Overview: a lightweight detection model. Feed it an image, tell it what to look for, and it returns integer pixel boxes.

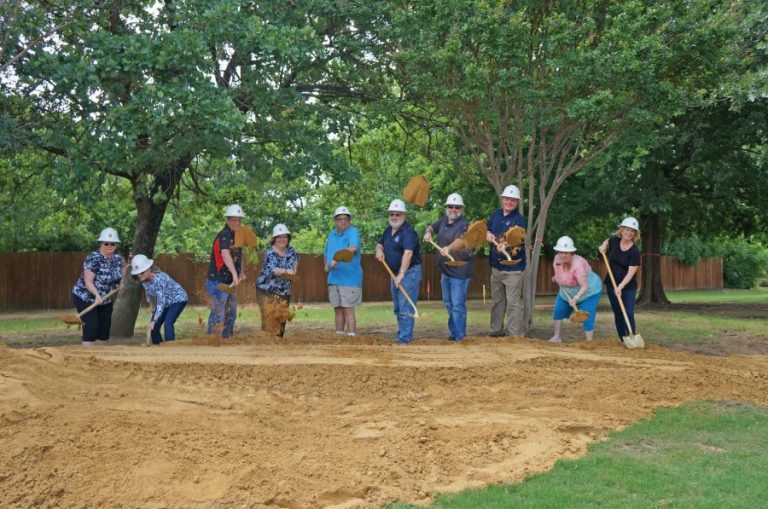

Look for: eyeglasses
[335,216,350,221]
[102,242,116,246]
[445,205,462,210]
[389,212,404,217]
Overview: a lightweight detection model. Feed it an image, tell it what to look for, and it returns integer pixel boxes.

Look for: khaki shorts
[329,285,362,308]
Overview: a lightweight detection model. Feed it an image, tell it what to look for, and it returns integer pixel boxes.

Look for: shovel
[233,225,259,249]
[601,250,644,349]
[59,286,121,325]
[426,238,467,267]
[402,175,429,207]
[491,239,520,266]
[332,248,354,263]
[379,259,422,318]
[559,289,590,324]
[463,220,488,250]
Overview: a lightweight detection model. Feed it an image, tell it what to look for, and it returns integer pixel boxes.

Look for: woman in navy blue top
[599,217,642,341]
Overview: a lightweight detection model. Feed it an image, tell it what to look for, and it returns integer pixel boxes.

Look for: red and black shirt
[207,225,243,284]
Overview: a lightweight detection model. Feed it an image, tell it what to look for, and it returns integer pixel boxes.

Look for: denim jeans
[606,286,637,339]
[441,274,470,340]
[151,301,187,344]
[206,279,237,338]
[390,265,422,343]
[553,292,601,331]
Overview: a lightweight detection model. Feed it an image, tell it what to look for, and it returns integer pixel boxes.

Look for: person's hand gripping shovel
[560,289,590,324]
[378,259,425,319]
[425,238,467,267]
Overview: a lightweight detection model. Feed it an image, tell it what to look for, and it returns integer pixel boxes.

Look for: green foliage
[717,237,768,289]
[662,235,719,266]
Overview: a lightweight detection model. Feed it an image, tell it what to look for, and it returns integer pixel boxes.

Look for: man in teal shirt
[323,206,363,336]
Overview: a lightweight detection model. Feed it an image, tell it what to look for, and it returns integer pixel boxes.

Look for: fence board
[0,252,723,310]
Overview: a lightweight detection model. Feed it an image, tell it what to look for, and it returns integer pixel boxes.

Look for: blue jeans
[553,292,601,331]
[441,274,470,340]
[206,279,237,338]
[390,265,422,344]
[606,286,637,339]
[151,301,187,344]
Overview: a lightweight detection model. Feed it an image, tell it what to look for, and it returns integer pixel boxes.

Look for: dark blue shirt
[379,222,421,273]
[430,216,474,279]
[207,225,243,284]
[605,236,641,291]
[487,208,526,271]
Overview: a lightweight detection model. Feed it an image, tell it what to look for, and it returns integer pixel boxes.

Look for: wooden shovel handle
[491,239,514,261]
[426,238,456,262]
[378,259,420,318]
[600,249,635,335]
[77,286,121,319]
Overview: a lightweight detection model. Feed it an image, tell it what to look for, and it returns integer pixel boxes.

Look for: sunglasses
[389,212,404,217]
[102,242,116,246]
[445,205,462,210]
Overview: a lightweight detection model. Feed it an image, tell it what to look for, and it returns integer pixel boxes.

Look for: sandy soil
[2,332,768,508]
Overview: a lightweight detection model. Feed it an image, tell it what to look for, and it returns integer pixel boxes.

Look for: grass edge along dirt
[389,400,768,509]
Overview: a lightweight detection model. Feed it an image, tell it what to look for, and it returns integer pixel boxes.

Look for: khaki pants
[490,268,524,335]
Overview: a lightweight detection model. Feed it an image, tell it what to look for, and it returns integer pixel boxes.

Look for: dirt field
[2,331,768,508]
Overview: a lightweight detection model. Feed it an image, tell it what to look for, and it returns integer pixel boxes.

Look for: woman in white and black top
[599,217,642,341]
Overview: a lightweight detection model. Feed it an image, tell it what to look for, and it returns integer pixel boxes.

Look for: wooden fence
[0,252,722,310]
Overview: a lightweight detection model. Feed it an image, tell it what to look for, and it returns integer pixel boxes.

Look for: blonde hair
[614,227,640,242]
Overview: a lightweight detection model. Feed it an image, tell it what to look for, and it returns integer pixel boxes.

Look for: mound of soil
[2,333,768,508]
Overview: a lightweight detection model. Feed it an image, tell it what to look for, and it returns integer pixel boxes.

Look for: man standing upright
[375,199,422,344]
[424,193,474,341]
[206,204,246,338]
[486,185,526,337]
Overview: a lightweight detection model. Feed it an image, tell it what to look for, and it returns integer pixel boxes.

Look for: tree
[3,0,386,335]
[387,0,744,332]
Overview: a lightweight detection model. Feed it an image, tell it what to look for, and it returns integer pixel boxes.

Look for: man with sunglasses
[423,193,474,341]
[375,199,422,344]
[486,184,527,337]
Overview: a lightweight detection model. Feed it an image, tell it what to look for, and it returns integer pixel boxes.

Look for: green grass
[667,288,768,304]
[390,401,768,509]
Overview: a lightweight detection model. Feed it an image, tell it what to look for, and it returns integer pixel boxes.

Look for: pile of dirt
[2,336,768,508]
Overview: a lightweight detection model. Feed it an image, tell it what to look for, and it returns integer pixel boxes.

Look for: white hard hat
[444,193,465,207]
[334,206,352,218]
[271,223,291,238]
[554,236,577,252]
[97,227,120,243]
[619,216,640,231]
[388,199,407,213]
[225,204,245,218]
[130,254,153,275]
[501,185,521,200]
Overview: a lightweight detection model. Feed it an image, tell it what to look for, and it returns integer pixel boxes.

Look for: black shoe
[447,336,455,341]
[489,331,505,338]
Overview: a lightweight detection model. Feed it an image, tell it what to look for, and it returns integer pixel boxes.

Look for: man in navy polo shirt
[486,185,527,337]
[375,199,422,344]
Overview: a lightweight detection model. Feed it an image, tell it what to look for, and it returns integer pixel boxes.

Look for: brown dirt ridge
[2,333,768,508]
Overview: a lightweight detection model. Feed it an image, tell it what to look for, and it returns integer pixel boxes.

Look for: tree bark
[637,212,670,305]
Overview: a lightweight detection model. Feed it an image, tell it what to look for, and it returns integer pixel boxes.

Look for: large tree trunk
[637,212,670,305]
[110,196,170,337]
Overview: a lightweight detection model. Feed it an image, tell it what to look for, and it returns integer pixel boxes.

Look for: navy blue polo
[486,208,526,271]
[379,222,421,273]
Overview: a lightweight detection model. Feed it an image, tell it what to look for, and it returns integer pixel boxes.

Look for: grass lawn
[390,401,768,509]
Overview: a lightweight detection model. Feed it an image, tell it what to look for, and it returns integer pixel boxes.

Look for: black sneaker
[447,336,455,341]
[489,331,506,338]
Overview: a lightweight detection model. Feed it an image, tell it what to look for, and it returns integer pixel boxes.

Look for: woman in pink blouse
[549,236,603,343]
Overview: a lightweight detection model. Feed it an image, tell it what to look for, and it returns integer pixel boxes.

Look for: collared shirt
[605,236,641,290]
[72,251,123,304]
[430,216,474,279]
[486,208,526,271]
[142,271,188,322]
[379,222,421,273]
[323,226,363,287]
[553,253,602,303]
[256,246,299,297]
[207,225,242,284]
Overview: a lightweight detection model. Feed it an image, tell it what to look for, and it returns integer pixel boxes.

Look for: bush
[717,237,768,289]
[662,234,717,266]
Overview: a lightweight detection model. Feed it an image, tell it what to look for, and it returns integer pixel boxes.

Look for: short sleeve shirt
[379,222,421,273]
[142,271,188,322]
[323,226,363,287]
[72,251,124,304]
[430,216,474,279]
[256,246,299,297]
[207,225,242,284]
[486,208,526,271]
[553,254,602,303]
[605,236,641,290]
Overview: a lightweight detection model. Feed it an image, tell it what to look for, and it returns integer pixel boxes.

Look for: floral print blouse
[256,246,299,297]
[72,251,124,304]
[142,271,188,322]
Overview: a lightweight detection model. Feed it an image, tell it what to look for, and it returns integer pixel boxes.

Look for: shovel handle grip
[491,239,513,261]
[379,259,420,318]
[426,238,456,262]
[77,286,121,319]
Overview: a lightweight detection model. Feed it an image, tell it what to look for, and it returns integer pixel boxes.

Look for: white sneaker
[346,332,357,337]
[81,341,96,346]
[335,330,345,335]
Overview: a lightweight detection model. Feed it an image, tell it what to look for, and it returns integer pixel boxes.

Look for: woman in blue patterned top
[130,254,188,345]
[256,224,299,337]
[71,227,128,346]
